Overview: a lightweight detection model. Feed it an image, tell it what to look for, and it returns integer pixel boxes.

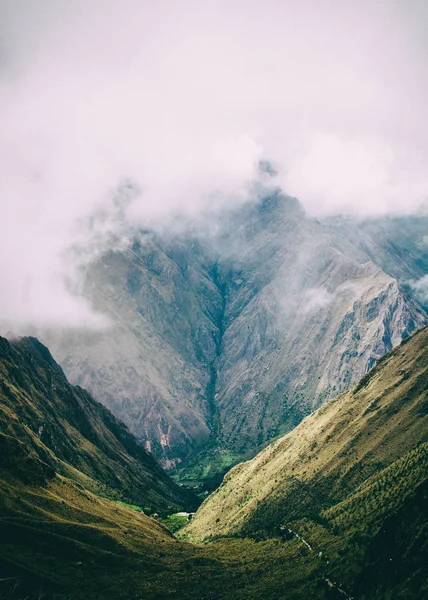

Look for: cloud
[1,0,428,328]
[410,275,428,305]
[279,134,428,217]
[300,287,334,314]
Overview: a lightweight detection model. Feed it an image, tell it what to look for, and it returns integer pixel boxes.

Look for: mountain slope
[185,325,428,539]
[37,193,428,477]
[184,326,428,598]
[0,465,341,600]
[38,235,223,471]
[0,334,325,600]
[0,335,195,511]
[1,331,426,599]
[325,213,428,295]
[208,195,427,456]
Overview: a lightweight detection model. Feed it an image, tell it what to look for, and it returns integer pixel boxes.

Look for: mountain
[0,335,195,512]
[38,234,223,472]
[0,333,297,600]
[0,438,347,600]
[184,326,428,599]
[324,213,428,293]
[0,332,353,600]
[1,330,426,599]
[37,193,428,479]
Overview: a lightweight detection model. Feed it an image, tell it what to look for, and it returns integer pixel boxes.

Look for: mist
[411,275,428,306]
[1,0,428,328]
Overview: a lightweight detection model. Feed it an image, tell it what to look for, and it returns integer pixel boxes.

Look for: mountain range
[37,192,428,482]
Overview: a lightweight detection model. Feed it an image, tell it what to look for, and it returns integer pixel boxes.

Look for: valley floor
[0,474,340,600]
[1,467,426,600]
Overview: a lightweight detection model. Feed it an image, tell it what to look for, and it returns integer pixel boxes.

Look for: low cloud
[410,275,428,305]
[279,134,428,217]
[1,0,428,328]
[300,287,334,314]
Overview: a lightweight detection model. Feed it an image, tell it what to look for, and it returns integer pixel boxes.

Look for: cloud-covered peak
[1,0,428,327]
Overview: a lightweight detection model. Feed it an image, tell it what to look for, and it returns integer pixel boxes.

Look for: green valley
[1,328,427,598]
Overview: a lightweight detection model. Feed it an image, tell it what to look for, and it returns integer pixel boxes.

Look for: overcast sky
[1,0,428,328]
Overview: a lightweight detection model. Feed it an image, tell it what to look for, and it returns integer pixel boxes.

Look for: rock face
[40,237,223,471]
[323,213,428,288]
[38,193,428,476]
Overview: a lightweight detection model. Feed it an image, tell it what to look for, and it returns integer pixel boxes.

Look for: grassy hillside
[184,326,428,598]
[1,330,427,599]
[0,334,330,599]
[0,335,195,512]
[0,468,339,600]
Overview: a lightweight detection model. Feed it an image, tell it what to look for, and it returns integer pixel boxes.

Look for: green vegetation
[173,447,243,491]
[184,326,428,599]
[0,470,336,600]
[1,329,427,599]
[0,335,197,513]
[159,514,190,533]
[113,500,143,512]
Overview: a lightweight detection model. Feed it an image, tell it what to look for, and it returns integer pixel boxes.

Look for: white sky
[1,0,428,328]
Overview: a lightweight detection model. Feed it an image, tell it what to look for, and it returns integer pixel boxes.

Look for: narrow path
[324,578,354,599]
[281,526,354,599]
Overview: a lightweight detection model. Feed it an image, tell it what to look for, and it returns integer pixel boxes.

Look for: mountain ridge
[184,325,428,540]
[182,325,428,597]
[0,334,196,511]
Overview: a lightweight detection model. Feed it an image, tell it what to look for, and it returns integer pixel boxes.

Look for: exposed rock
[37,194,428,475]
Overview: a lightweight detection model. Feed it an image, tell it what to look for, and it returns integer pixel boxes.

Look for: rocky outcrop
[212,197,427,453]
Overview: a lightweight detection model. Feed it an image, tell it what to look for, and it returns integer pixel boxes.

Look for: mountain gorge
[38,193,428,480]
[2,1,428,597]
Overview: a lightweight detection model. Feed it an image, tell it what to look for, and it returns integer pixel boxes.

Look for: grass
[112,500,143,512]
[182,327,428,599]
[0,335,197,514]
[1,329,427,599]
[0,472,333,600]
[159,514,190,533]
[185,327,428,542]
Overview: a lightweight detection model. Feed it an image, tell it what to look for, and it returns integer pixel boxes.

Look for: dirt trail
[282,526,354,599]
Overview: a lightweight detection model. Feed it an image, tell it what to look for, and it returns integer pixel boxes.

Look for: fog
[411,275,428,306]
[1,0,428,328]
